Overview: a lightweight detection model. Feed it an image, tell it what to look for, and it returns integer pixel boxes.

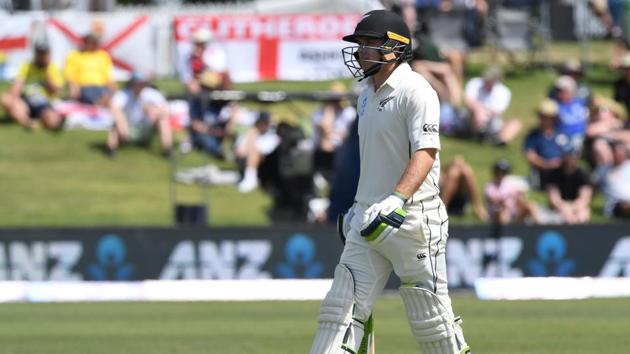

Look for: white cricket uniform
[342,62,454,322]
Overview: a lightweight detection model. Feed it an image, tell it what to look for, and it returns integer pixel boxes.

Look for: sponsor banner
[46,13,156,80]
[0,14,36,80]
[173,14,359,82]
[0,224,628,288]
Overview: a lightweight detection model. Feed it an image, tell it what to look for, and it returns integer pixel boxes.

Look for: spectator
[415,0,485,84]
[613,53,630,117]
[485,159,540,224]
[463,66,522,144]
[0,42,63,131]
[178,28,230,95]
[589,0,629,69]
[440,156,488,221]
[585,96,630,181]
[548,59,592,104]
[311,82,356,185]
[106,72,173,158]
[523,99,568,190]
[63,33,115,106]
[415,1,488,82]
[602,141,630,218]
[179,28,234,159]
[234,111,280,193]
[546,147,593,224]
[407,6,464,136]
[553,75,589,149]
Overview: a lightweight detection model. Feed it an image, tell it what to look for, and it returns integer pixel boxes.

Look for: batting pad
[399,286,470,354]
[310,264,357,354]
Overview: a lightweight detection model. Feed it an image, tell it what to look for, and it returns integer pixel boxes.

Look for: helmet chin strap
[358,63,382,82]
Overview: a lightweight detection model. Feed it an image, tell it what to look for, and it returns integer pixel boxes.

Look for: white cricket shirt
[354,63,442,207]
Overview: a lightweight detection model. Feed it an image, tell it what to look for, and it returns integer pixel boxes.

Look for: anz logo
[275,233,323,278]
[527,231,575,276]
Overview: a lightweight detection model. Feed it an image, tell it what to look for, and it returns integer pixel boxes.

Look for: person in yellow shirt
[64,33,115,106]
[0,42,64,131]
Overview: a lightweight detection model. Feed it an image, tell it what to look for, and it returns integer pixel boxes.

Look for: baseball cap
[192,28,212,43]
[537,99,558,117]
[555,75,577,92]
[483,66,503,82]
[33,41,50,52]
[493,159,511,173]
[342,10,411,46]
[562,59,583,75]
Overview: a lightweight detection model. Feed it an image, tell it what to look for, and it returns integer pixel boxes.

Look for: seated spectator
[463,66,522,144]
[613,54,630,117]
[553,75,589,149]
[485,159,540,224]
[546,147,593,224]
[106,72,172,158]
[416,1,487,82]
[234,111,280,193]
[64,33,115,106]
[523,99,568,190]
[408,20,464,136]
[589,0,629,69]
[440,156,488,221]
[585,96,630,181]
[178,28,234,159]
[602,141,630,218]
[311,82,356,185]
[0,42,63,131]
[548,59,592,104]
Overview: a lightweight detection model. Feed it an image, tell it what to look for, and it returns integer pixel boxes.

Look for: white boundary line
[0,279,333,303]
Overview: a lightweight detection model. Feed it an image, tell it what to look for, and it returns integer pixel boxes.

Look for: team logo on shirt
[377,96,395,111]
[423,124,439,133]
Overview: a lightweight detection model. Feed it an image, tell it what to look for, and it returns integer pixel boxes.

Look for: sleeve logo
[422,123,439,133]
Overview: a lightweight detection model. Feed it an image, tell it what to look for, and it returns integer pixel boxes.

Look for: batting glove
[360,193,407,242]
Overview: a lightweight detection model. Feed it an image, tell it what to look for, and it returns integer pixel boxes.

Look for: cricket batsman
[309,10,471,354]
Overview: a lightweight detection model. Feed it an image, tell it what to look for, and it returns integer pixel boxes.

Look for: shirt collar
[383,62,411,89]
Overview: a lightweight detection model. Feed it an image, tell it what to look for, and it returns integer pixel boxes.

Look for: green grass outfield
[0,41,619,226]
[1,295,630,353]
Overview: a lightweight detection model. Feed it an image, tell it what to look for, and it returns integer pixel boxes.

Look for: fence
[0,223,628,289]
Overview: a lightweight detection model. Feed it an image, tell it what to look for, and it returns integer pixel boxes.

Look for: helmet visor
[341,42,408,79]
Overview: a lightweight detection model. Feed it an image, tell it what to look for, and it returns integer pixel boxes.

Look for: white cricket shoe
[238,169,259,193]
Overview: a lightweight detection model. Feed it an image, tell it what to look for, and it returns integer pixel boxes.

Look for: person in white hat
[178,27,233,160]
[553,75,589,151]
[522,99,568,190]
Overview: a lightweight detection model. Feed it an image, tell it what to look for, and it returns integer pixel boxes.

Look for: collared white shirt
[464,77,511,116]
[354,62,442,207]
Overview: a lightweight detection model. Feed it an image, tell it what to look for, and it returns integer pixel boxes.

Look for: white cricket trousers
[342,198,454,322]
